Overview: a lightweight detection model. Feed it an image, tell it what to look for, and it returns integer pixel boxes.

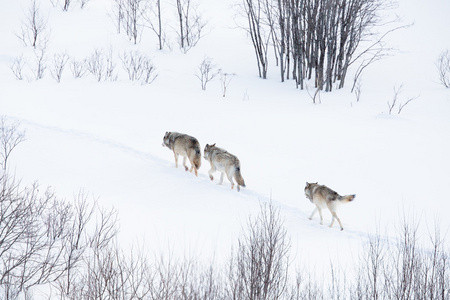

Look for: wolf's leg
[331,212,344,230]
[309,208,317,220]
[219,172,224,185]
[317,207,324,225]
[174,152,179,168]
[330,216,336,228]
[183,156,188,171]
[226,173,235,190]
[208,168,215,181]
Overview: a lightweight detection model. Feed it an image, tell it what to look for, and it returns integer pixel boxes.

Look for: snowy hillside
[1,0,450,297]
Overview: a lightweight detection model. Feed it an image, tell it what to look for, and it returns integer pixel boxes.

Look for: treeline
[242,0,390,92]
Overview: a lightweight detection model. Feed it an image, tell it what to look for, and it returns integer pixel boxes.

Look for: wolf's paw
[209,175,214,181]
[184,166,189,171]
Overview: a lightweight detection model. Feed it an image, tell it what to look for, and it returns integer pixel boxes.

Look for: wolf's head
[203,143,216,160]
[162,131,172,148]
[304,182,318,202]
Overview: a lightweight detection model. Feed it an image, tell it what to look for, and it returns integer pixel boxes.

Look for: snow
[1,0,450,286]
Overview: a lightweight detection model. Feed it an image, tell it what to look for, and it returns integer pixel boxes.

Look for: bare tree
[111,0,146,44]
[241,0,270,79]
[112,0,125,34]
[63,0,71,11]
[436,49,450,88]
[242,0,400,92]
[175,0,207,53]
[17,0,49,49]
[143,0,168,50]
[195,57,219,91]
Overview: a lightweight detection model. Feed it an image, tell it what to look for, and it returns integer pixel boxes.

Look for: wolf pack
[163,131,355,231]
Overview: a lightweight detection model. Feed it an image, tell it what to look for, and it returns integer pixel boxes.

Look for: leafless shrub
[227,202,291,300]
[10,55,27,80]
[85,49,106,81]
[120,51,158,84]
[70,59,87,78]
[195,57,219,91]
[105,49,117,81]
[0,178,87,299]
[85,49,117,82]
[50,52,70,82]
[387,84,419,115]
[80,0,90,9]
[436,49,450,88]
[17,0,50,49]
[31,47,47,80]
[0,117,26,171]
[354,79,363,102]
[306,84,321,104]
[220,71,236,97]
[49,0,60,7]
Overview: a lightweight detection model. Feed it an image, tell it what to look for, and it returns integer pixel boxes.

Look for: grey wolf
[304,182,355,230]
[162,132,201,176]
[203,143,246,191]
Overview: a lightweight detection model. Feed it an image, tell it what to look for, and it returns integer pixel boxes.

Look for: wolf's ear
[212,143,216,147]
[305,182,309,186]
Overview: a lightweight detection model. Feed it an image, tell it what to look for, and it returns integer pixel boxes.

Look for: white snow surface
[1,0,450,280]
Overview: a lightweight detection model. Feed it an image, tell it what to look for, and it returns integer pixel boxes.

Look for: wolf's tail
[234,167,246,188]
[339,194,356,203]
[192,148,201,170]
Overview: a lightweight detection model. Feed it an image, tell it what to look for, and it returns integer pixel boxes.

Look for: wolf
[203,143,246,191]
[162,132,201,176]
[304,182,355,231]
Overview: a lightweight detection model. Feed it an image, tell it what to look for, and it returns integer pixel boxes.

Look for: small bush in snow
[50,52,70,83]
[436,49,450,88]
[70,59,87,78]
[387,84,419,115]
[120,51,158,84]
[220,71,236,97]
[195,57,219,91]
[10,55,26,80]
[85,49,117,82]
[31,47,47,80]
